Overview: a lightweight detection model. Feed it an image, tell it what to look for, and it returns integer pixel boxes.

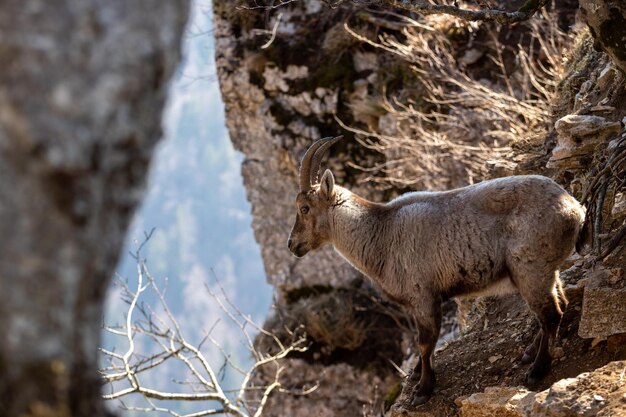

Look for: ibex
[288,136,585,405]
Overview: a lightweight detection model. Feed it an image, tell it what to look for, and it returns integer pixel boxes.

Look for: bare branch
[382,0,549,24]
[240,0,549,24]
[101,232,310,417]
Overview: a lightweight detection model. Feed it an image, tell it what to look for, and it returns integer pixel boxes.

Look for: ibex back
[288,136,585,406]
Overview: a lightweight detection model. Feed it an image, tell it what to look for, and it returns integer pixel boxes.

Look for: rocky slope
[214,1,625,416]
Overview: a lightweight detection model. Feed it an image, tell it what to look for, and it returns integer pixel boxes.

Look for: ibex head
[287,136,344,257]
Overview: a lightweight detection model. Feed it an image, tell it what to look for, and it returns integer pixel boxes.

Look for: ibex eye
[300,206,309,214]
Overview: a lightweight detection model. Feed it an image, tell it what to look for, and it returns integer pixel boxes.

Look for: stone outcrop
[579,0,626,74]
[0,1,188,415]
[578,265,626,339]
[213,2,362,294]
[548,115,621,169]
[457,361,626,417]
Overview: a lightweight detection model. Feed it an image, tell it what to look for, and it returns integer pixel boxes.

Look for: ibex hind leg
[512,269,563,385]
[522,275,568,364]
[521,330,542,364]
[525,296,562,385]
[408,297,442,407]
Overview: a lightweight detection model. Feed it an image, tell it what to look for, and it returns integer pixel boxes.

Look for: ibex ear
[320,169,335,200]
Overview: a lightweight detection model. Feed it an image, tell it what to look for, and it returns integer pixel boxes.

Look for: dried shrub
[340,9,573,190]
[256,288,409,368]
[260,291,372,352]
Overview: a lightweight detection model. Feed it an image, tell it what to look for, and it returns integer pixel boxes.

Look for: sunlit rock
[548,114,621,169]
[532,361,626,417]
[456,387,535,417]
[579,265,626,339]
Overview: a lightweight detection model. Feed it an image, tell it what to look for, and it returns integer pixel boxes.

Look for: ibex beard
[288,135,585,406]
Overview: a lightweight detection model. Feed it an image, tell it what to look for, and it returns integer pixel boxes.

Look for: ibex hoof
[524,372,541,386]
[409,389,432,407]
[524,364,549,386]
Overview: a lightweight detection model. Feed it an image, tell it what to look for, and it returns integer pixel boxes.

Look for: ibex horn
[298,136,343,192]
[310,135,344,186]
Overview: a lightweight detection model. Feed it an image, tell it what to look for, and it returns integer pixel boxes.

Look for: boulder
[578,266,626,339]
[456,362,626,417]
[548,115,621,169]
[532,361,626,417]
[456,387,535,417]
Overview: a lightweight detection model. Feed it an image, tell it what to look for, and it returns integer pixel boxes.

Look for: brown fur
[289,169,585,405]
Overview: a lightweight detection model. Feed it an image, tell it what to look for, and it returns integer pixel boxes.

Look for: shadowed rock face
[0,1,188,415]
[213,4,402,416]
[580,0,626,74]
[213,2,365,295]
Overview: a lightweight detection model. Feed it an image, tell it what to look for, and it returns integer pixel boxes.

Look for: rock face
[213,3,361,294]
[457,361,626,417]
[578,266,626,339]
[548,115,621,169]
[0,1,188,416]
[579,0,626,74]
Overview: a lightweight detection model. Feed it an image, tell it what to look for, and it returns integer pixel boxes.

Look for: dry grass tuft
[341,9,574,190]
[255,288,412,368]
[303,294,372,350]
[260,291,373,353]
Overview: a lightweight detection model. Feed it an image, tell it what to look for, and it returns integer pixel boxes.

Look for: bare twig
[101,233,309,417]
[260,13,282,49]
[382,0,549,24]
[241,0,549,24]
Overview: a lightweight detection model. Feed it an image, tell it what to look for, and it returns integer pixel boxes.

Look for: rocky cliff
[214,1,625,416]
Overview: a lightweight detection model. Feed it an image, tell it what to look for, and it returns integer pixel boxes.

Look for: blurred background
[103,2,272,414]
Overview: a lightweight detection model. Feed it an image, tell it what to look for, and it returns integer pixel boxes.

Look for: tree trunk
[0,1,188,416]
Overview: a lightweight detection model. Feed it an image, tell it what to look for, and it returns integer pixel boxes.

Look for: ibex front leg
[409,295,442,406]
